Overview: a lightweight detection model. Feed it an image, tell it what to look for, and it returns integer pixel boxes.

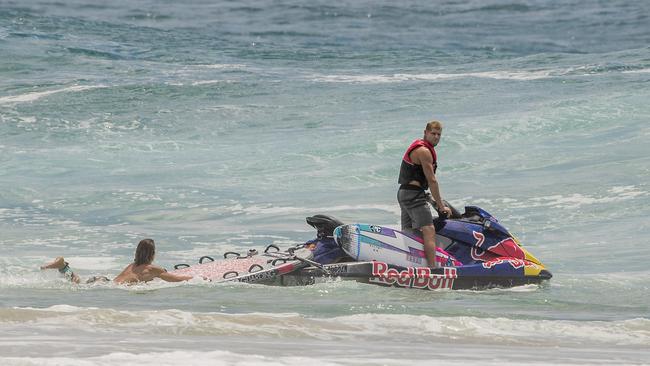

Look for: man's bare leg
[40,256,80,283]
[40,256,66,270]
[421,225,439,268]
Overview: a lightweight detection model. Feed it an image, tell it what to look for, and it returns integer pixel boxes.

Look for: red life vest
[398,139,437,189]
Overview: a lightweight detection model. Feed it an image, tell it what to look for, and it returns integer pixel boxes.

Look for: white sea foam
[191,79,228,86]
[194,64,246,69]
[527,186,647,209]
[31,304,93,313]
[18,116,37,123]
[0,85,106,104]
[3,347,649,366]
[622,68,650,74]
[311,70,555,84]
[308,64,640,84]
[116,190,163,202]
[51,256,120,271]
[0,351,343,366]
[470,185,648,210]
[2,309,649,365]
[229,203,400,216]
[4,307,649,347]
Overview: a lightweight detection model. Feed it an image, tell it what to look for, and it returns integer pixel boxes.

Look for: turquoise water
[1,1,650,364]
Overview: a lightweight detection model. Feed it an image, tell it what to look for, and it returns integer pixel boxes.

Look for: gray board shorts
[397,185,433,230]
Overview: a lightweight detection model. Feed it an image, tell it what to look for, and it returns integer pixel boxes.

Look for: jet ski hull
[280,260,552,291]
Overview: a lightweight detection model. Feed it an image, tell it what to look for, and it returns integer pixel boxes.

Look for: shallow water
[1,0,649,364]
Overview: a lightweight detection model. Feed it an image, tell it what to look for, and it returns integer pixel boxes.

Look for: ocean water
[1,0,649,364]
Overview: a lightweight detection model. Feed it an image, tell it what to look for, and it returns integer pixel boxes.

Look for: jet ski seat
[306,214,344,239]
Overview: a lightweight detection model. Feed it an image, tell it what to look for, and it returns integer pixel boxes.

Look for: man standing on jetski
[398,120,452,268]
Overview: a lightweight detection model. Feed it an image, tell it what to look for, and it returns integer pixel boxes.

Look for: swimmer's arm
[155,267,193,282]
[159,272,193,282]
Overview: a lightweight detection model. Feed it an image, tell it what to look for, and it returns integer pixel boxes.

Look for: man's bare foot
[40,256,66,270]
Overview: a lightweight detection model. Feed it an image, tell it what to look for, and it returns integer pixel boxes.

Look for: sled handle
[199,256,215,264]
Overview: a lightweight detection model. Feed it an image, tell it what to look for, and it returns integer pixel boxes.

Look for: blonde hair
[426,120,443,131]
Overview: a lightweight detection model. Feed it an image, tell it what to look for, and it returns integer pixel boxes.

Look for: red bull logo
[370,262,457,290]
[481,257,526,269]
[473,231,485,245]
[471,232,526,261]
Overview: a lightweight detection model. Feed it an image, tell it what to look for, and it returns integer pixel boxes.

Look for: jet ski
[281,204,552,291]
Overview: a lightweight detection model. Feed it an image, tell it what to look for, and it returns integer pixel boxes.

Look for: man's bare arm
[158,271,193,282]
[414,148,451,216]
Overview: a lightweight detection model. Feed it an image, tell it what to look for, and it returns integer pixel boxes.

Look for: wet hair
[134,238,156,266]
[426,120,443,131]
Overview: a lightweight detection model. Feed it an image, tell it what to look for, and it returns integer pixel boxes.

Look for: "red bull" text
[481,257,526,269]
[370,262,457,290]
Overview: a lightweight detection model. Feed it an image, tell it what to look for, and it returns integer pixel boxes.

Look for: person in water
[397,120,452,268]
[40,238,193,284]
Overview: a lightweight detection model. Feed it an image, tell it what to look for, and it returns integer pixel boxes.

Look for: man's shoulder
[133,264,164,274]
[145,264,166,273]
[411,145,433,161]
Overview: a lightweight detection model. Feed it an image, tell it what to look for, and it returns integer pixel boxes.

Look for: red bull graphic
[481,257,526,269]
[473,231,485,246]
[471,231,526,262]
[370,261,457,290]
